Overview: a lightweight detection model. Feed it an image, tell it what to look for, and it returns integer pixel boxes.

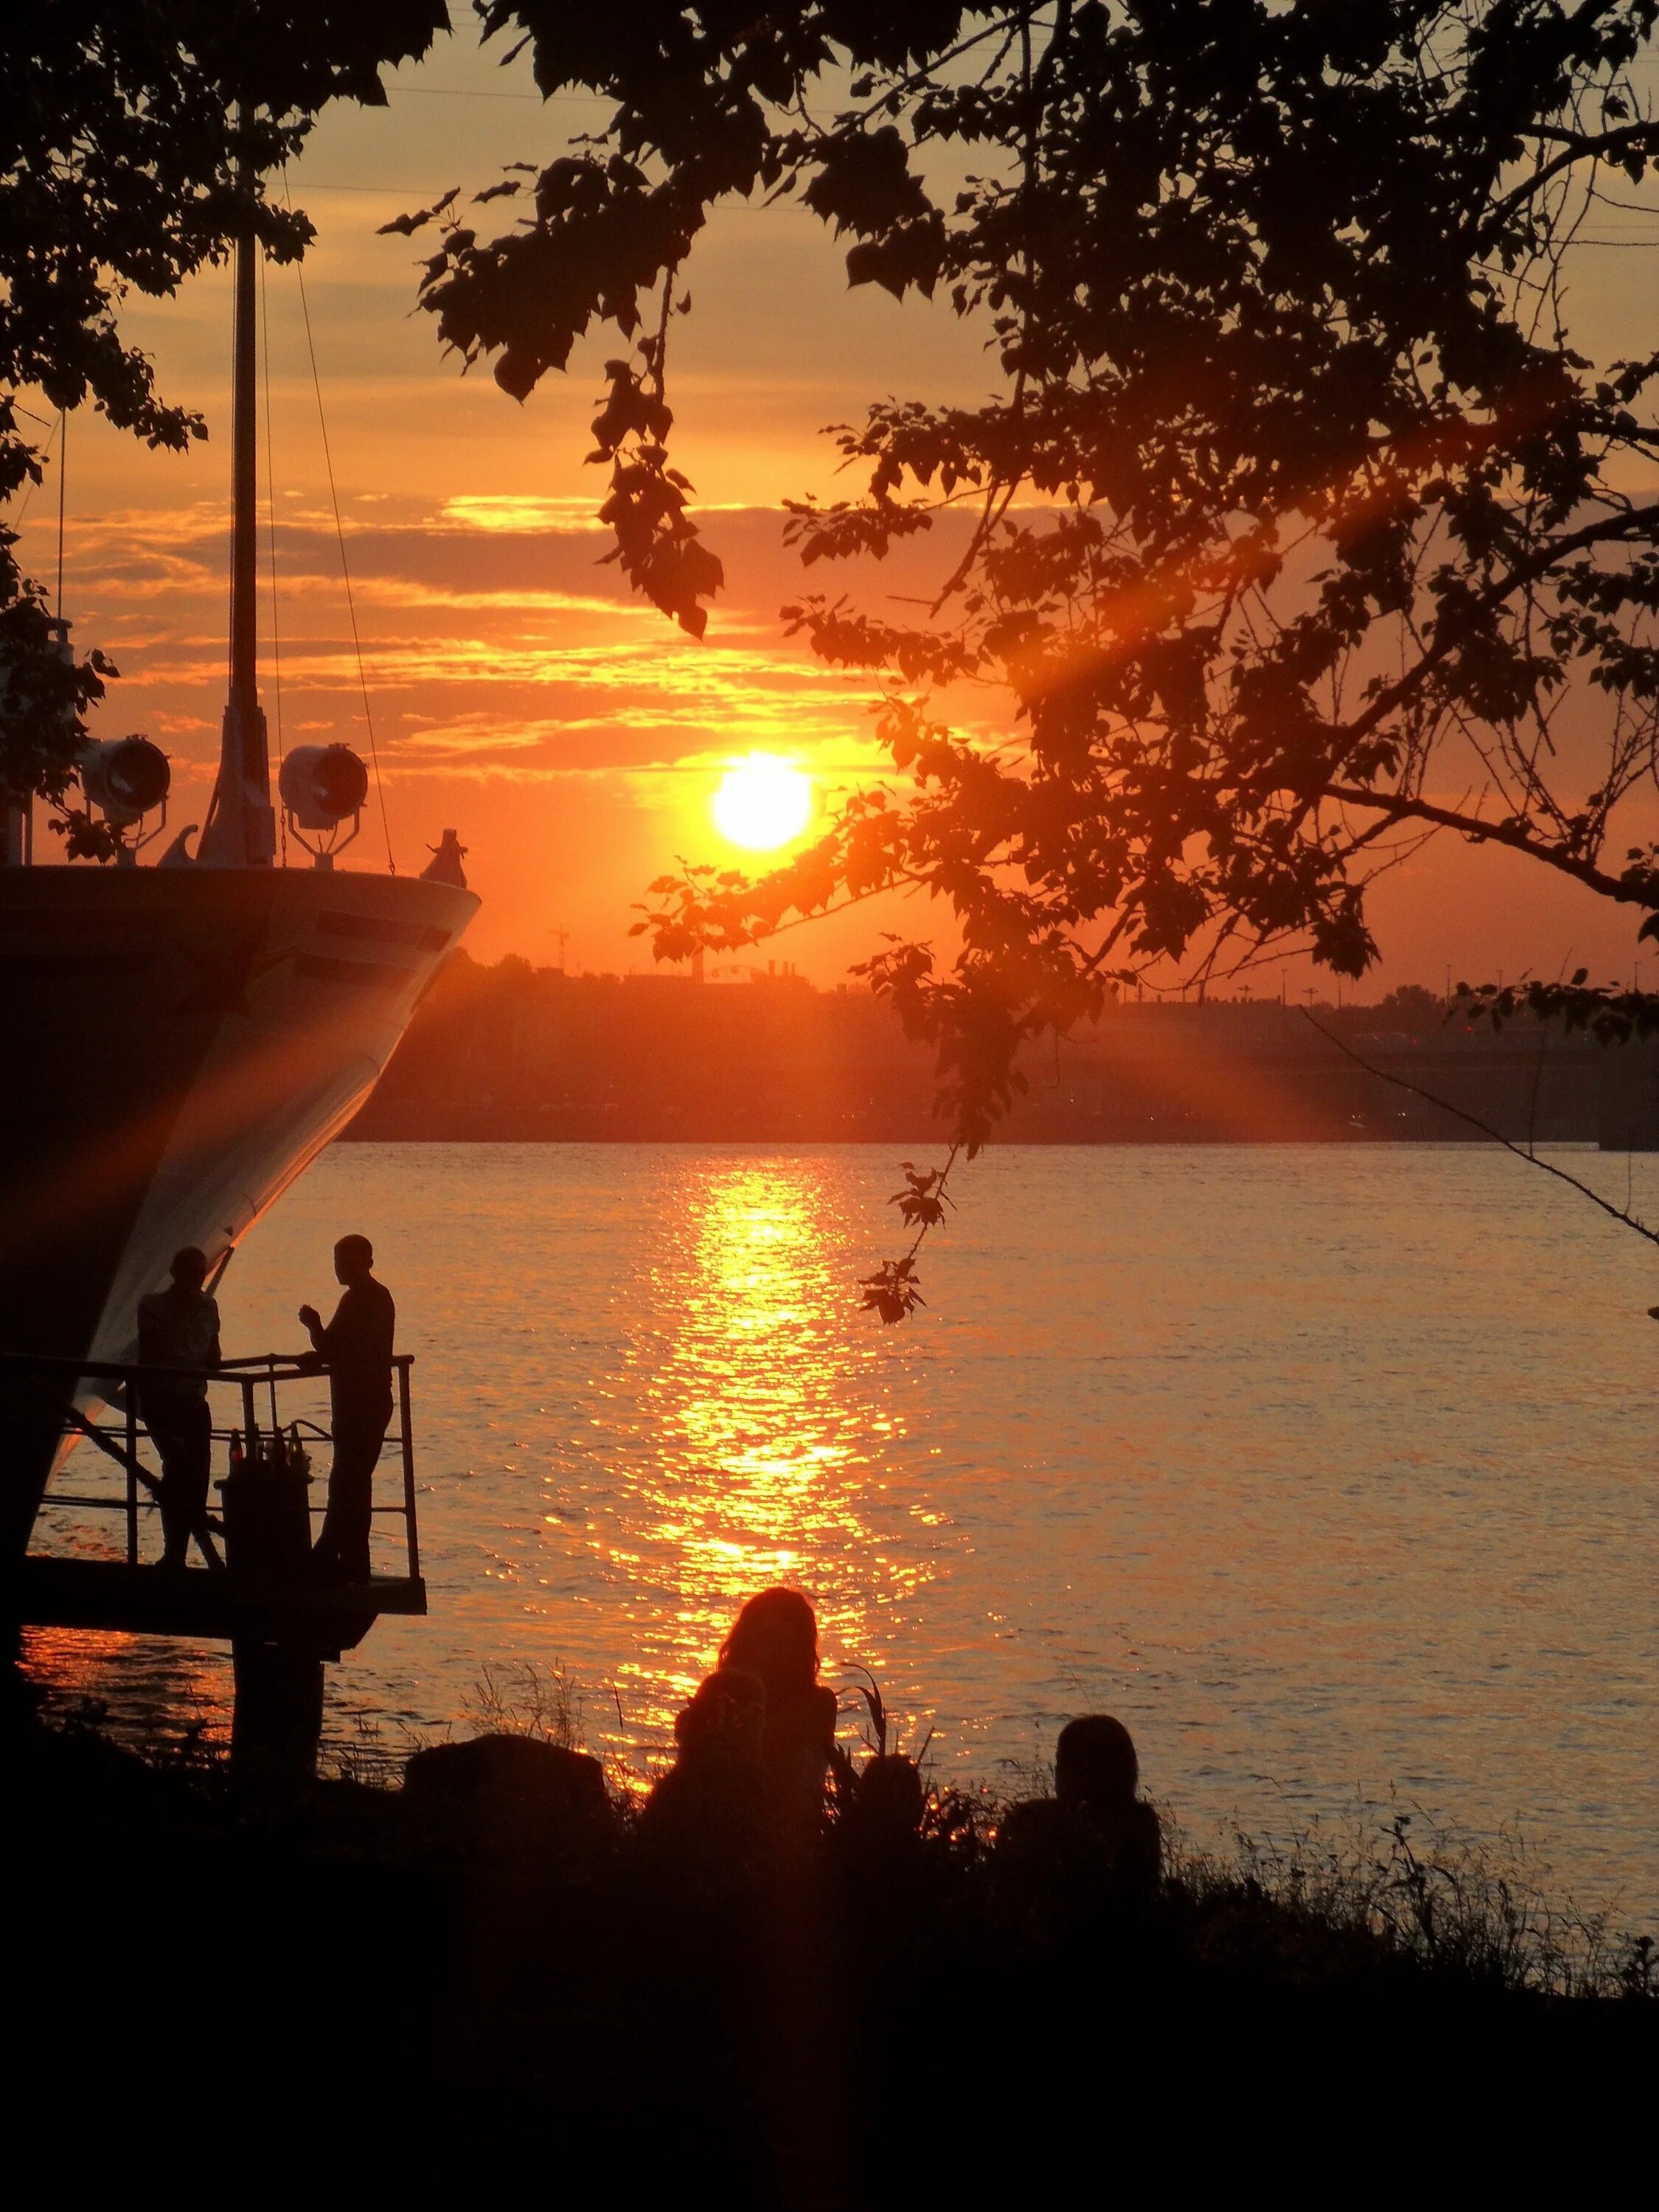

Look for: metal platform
[1,1347,427,1667]
[7,1555,425,1658]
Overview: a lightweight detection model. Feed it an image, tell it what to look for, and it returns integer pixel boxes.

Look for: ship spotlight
[78,735,171,863]
[279,743,369,869]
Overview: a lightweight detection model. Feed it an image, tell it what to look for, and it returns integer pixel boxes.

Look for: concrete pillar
[231,1638,324,1788]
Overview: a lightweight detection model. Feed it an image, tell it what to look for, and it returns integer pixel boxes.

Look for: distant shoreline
[338,1127,1631,1148]
[351,953,1659,1148]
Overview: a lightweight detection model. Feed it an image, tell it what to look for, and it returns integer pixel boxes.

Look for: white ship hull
[0,863,476,1554]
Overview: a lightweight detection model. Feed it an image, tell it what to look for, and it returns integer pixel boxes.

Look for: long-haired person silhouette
[718,1587,838,1836]
[640,1666,771,1868]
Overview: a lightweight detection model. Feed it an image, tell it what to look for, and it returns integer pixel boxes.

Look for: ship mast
[200,114,276,867]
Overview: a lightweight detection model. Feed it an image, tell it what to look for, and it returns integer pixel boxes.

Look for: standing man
[299,1234,395,1584]
[136,1246,224,1571]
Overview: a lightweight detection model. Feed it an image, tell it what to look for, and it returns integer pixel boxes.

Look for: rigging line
[285,198,396,874]
[11,408,60,528]
[55,408,66,615]
[260,251,288,865]
[1301,1009,1659,1251]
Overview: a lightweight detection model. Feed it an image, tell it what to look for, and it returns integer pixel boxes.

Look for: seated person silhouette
[840,1752,926,1860]
[1054,1714,1162,1891]
[640,1666,770,1865]
[998,1714,1162,1909]
[299,1234,394,1584]
[136,1246,224,1571]
[719,1587,839,1839]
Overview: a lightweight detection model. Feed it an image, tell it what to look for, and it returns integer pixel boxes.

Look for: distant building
[1598,1034,1659,1151]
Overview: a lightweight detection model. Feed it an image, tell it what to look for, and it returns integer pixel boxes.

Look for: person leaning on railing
[136,1246,225,1573]
[298,1234,395,1585]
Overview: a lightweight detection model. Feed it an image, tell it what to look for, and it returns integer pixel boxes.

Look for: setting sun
[712,755,813,852]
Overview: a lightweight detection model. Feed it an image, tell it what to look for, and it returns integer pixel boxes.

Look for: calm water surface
[28,1141,1659,1910]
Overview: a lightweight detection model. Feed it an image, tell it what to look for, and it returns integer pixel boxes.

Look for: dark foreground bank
[12,1694,1653,2190]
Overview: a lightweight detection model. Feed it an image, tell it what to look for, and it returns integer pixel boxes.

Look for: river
[25,1140,1659,1912]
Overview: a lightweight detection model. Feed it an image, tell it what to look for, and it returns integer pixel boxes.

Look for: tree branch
[1324,783,1655,905]
[1332,498,1659,754]
[1303,1011,1659,1249]
[1486,119,1659,238]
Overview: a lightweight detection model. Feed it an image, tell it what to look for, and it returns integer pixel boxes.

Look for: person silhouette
[299,1234,394,1584]
[1052,1714,1162,1893]
[840,1753,925,1858]
[718,1588,838,1837]
[136,1245,224,1571]
[640,1666,771,1866]
[998,1713,1162,1913]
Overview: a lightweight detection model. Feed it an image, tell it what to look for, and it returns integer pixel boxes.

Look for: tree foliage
[0,2,449,838]
[417,1,1659,1094]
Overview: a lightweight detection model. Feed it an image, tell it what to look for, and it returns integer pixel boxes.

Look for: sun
[712,755,813,852]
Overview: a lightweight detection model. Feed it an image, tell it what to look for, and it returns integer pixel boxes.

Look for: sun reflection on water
[23,1626,230,1756]
[596,1158,927,1730]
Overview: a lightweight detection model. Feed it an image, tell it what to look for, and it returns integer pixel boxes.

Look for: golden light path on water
[575,1157,934,1733]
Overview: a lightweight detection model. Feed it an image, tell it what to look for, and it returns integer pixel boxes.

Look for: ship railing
[0,1349,420,1583]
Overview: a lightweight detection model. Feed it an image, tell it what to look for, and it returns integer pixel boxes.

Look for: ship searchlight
[79,735,171,864]
[279,742,369,869]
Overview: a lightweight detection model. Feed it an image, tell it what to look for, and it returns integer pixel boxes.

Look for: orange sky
[13,26,1659,995]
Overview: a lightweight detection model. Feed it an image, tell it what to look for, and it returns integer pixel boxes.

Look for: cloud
[395,722,549,757]
[52,495,998,805]
[439,494,602,532]
[235,573,658,619]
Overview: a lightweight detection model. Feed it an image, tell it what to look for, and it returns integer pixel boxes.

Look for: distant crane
[549,925,569,973]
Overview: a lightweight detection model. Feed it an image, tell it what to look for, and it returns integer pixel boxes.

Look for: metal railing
[0,1349,420,1581]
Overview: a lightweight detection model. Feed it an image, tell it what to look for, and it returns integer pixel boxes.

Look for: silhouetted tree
[0,3,449,849]
[414,4,1659,1299]
[1374,984,1446,1030]
[415,10,1658,947]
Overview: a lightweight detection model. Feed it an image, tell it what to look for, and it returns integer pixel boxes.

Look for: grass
[16,1662,1655,2014]
[1160,1807,1656,2002]
[10,1666,1652,2197]
[324,1658,1658,2006]
[462,1656,586,1750]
